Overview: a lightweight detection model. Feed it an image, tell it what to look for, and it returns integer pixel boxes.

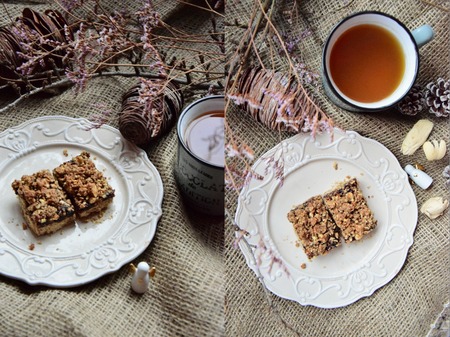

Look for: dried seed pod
[397,85,424,116]
[420,197,449,219]
[119,79,183,147]
[0,8,72,86]
[228,67,333,135]
[423,140,446,161]
[401,119,434,155]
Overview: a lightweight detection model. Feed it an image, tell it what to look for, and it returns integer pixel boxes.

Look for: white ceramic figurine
[130,261,156,294]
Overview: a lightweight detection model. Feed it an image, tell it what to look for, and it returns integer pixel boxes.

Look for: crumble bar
[323,178,377,242]
[53,151,115,219]
[11,170,75,236]
[287,195,341,259]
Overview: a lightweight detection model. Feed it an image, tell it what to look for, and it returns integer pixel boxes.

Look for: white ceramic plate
[236,129,417,308]
[0,116,163,287]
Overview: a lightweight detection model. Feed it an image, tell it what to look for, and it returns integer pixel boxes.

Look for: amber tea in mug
[329,24,405,103]
[322,11,434,112]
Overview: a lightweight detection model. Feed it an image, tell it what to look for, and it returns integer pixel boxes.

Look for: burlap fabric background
[0,1,224,337]
[0,0,449,336]
[225,1,449,337]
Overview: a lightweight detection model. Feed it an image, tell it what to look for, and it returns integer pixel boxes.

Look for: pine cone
[425,78,450,117]
[444,165,450,189]
[397,85,424,116]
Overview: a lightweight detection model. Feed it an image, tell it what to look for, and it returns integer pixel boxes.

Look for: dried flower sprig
[225,206,299,336]
[225,138,260,191]
[0,1,225,113]
[225,0,334,204]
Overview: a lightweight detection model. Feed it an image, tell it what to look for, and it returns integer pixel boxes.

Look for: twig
[225,208,301,336]
[0,78,71,114]
[0,71,223,114]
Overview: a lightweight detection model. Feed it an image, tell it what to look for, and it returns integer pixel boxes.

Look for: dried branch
[0,0,225,114]
[0,70,222,115]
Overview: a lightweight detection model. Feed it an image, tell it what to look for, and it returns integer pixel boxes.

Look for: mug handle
[412,24,434,48]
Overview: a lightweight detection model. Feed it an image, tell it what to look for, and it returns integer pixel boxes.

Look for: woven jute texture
[0,1,224,337]
[225,1,449,337]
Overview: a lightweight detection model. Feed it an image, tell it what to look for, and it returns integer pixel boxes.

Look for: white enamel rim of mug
[177,95,225,169]
[323,11,419,111]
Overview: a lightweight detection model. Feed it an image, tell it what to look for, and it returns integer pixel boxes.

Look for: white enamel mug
[174,95,224,216]
[322,11,434,112]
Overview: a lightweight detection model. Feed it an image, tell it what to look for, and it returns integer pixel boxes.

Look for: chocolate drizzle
[0,8,73,86]
[119,80,183,147]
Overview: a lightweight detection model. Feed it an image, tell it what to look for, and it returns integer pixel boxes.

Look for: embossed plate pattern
[0,116,163,287]
[236,129,417,308]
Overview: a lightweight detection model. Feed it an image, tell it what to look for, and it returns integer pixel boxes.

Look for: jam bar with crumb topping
[287,195,341,259]
[11,170,75,236]
[53,151,115,219]
[323,178,377,243]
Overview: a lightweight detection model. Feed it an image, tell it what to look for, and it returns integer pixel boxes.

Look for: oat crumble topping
[11,170,75,227]
[53,151,115,212]
[287,195,341,259]
[323,178,377,242]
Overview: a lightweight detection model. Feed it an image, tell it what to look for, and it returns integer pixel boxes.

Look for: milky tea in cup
[174,95,224,216]
[322,11,434,112]
[184,110,224,167]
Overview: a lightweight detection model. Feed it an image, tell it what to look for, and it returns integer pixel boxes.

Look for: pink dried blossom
[256,238,290,276]
[65,23,98,93]
[87,102,114,129]
[136,78,166,137]
[59,0,85,11]
[294,62,319,86]
[136,0,166,76]
[225,143,254,161]
[227,93,263,111]
[264,155,285,186]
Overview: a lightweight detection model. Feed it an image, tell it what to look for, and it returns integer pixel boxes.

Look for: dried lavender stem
[174,0,225,17]
[225,208,301,336]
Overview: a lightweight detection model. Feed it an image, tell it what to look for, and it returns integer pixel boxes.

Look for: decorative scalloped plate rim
[235,129,417,308]
[0,116,163,287]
